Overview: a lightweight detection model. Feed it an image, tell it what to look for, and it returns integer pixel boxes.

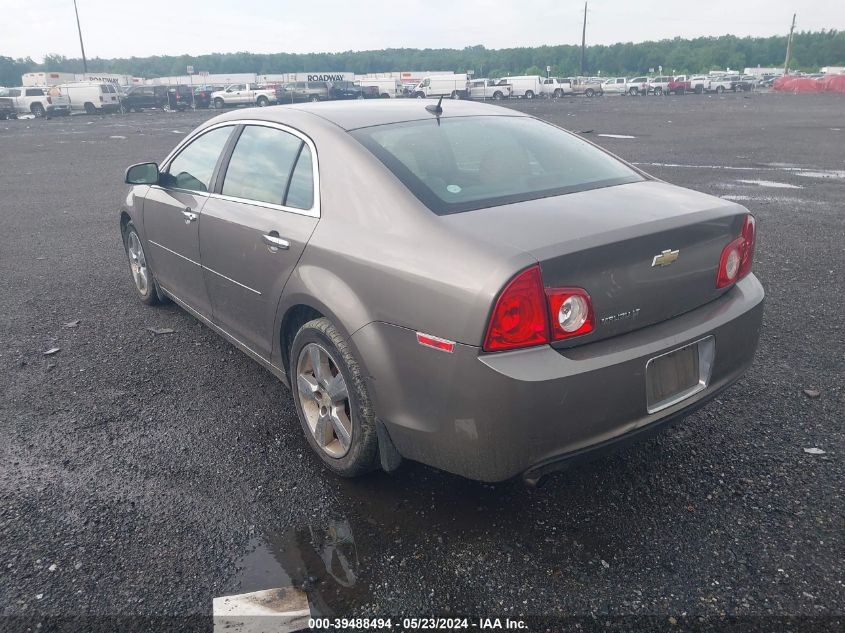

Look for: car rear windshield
[350,115,643,214]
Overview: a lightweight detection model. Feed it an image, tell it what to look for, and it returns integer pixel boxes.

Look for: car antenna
[425,95,444,116]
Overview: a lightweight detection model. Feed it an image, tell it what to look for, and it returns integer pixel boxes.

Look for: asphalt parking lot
[1,93,843,631]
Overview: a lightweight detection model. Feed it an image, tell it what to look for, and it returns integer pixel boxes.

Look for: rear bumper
[352,274,764,482]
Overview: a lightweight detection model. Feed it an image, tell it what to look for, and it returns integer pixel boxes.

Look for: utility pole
[73,0,88,74]
[580,2,588,76]
[783,13,796,75]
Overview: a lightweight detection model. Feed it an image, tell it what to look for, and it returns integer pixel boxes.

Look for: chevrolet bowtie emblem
[652,249,680,267]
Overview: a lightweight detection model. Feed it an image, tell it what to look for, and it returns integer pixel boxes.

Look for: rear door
[199,123,319,357]
[142,125,235,317]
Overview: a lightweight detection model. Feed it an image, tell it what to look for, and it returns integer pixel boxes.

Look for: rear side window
[285,146,314,210]
[221,126,303,207]
[166,126,233,193]
[351,116,642,215]
[25,88,45,96]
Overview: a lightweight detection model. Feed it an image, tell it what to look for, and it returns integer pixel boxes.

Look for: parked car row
[603,74,761,96]
[4,70,779,121]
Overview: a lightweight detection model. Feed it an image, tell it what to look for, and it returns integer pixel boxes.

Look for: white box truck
[412,74,469,99]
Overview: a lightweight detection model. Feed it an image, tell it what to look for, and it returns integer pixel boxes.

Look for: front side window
[352,116,642,215]
[165,126,233,193]
[221,126,304,207]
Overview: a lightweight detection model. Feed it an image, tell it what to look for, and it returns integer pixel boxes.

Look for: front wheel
[716,85,724,94]
[493,91,504,100]
[553,89,563,98]
[291,318,380,477]
[628,87,638,96]
[84,102,96,115]
[309,95,320,102]
[31,103,46,118]
[257,96,269,107]
[213,97,225,109]
[585,89,594,97]
[450,90,460,100]
[122,221,162,306]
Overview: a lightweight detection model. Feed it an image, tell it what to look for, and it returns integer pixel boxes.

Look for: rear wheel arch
[280,304,325,375]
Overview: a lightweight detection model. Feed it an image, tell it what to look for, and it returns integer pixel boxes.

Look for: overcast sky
[3,0,843,61]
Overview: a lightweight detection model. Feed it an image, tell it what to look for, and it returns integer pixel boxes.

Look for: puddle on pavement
[228,518,370,617]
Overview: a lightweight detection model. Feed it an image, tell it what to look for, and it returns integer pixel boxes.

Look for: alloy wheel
[296,343,353,458]
[126,231,149,295]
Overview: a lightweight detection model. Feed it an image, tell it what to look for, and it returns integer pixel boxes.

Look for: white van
[359,78,402,98]
[53,82,121,114]
[412,74,469,99]
[504,75,545,99]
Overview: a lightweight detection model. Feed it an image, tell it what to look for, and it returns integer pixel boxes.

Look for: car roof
[252,99,531,131]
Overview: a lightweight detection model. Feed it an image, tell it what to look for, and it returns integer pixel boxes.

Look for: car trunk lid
[444,180,748,346]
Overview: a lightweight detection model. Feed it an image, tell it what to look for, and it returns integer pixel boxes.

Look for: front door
[199,123,319,358]
[142,125,234,317]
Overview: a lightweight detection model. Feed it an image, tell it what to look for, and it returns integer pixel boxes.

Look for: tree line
[2,30,844,86]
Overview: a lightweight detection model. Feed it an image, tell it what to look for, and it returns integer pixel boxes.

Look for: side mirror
[125,162,159,185]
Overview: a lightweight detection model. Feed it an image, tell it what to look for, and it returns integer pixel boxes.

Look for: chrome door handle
[181,209,198,224]
[263,233,290,251]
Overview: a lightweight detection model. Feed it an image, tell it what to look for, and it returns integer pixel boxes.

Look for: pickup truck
[626,76,651,95]
[565,77,604,97]
[468,78,513,100]
[1,85,71,117]
[667,75,692,94]
[689,76,708,93]
[211,84,277,109]
[648,76,673,95]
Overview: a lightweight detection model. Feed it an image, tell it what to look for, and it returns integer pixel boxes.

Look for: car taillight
[483,266,595,352]
[546,288,595,340]
[483,266,549,352]
[716,214,756,288]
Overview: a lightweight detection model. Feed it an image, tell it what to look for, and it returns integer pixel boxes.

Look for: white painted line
[735,179,802,189]
[598,133,636,139]
[213,587,311,633]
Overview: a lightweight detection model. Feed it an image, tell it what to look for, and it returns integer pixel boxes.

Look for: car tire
[257,96,269,107]
[716,86,724,94]
[290,318,379,477]
[84,102,96,115]
[450,90,460,100]
[524,90,535,99]
[493,91,504,100]
[695,85,703,94]
[31,103,46,118]
[585,89,594,97]
[380,93,390,99]
[122,221,162,306]
[628,87,638,96]
[214,97,225,109]
[309,95,320,102]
